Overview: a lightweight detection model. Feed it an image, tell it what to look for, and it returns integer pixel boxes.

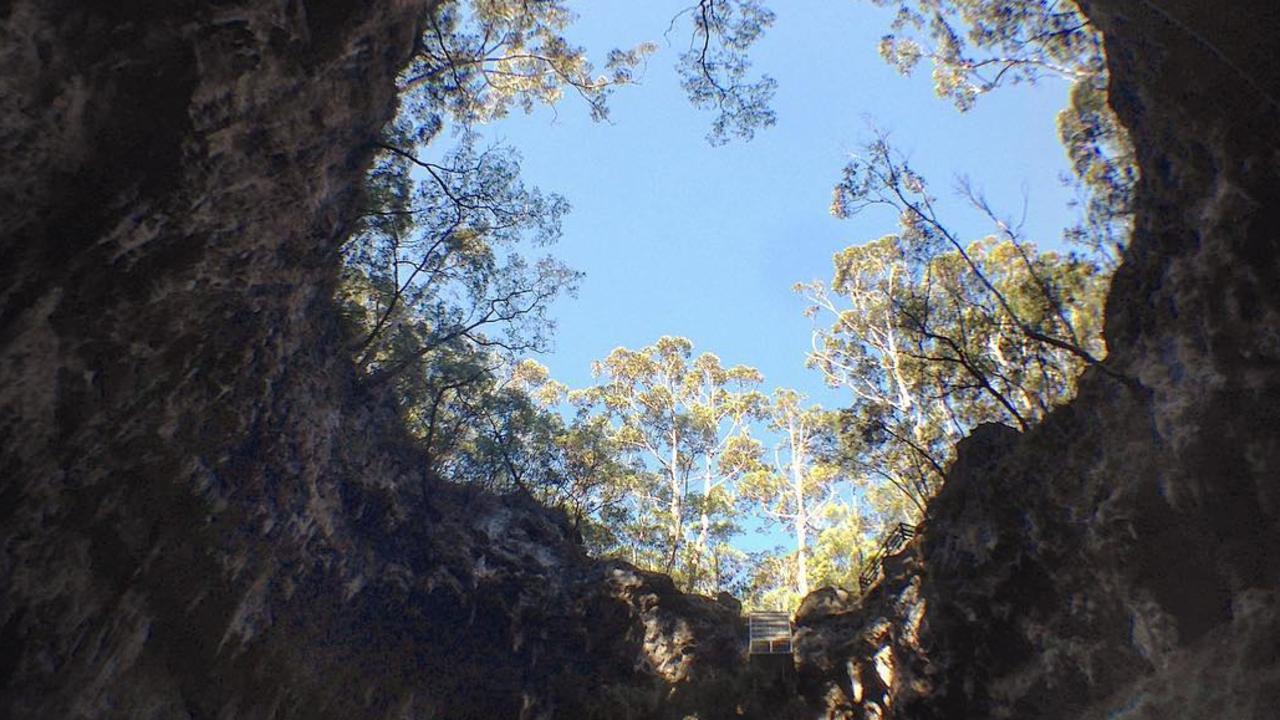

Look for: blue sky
[473,1,1079,407]
[458,2,1080,553]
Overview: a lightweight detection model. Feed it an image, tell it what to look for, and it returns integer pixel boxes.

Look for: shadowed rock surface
[1,0,1277,718]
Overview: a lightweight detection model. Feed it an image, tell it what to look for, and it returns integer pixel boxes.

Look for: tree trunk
[791,421,810,598]
[696,465,713,592]
[665,434,683,574]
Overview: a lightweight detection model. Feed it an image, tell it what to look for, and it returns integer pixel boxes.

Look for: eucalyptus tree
[675,0,778,144]
[684,352,769,592]
[812,1,1122,516]
[738,390,839,600]
[399,0,654,128]
[339,0,627,482]
[803,155,1107,515]
[340,0,779,489]
[807,498,879,594]
[798,236,949,518]
[342,0,647,370]
[864,0,1134,258]
[576,337,766,592]
[441,359,641,555]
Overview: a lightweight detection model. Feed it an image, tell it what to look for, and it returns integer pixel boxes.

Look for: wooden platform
[748,611,793,655]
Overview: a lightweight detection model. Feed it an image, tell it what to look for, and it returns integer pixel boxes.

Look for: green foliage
[447,360,641,549]
[809,501,878,592]
[809,137,1108,520]
[737,390,840,599]
[402,0,653,126]
[865,0,1133,258]
[337,0,782,504]
[399,0,774,145]
[1057,73,1136,261]
[339,0,620,498]
[743,499,879,612]
[573,337,768,593]
[676,0,778,144]
[337,131,581,493]
[870,0,1104,109]
[344,135,576,364]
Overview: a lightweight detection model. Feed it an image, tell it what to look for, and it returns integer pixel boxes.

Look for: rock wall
[1,0,1277,719]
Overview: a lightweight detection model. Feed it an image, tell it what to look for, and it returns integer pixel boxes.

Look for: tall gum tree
[685,354,767,593]
[739,390,838,601]
[578,337,764,591]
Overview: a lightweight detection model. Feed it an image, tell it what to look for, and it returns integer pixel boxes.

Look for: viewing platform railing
[857,522,919,592]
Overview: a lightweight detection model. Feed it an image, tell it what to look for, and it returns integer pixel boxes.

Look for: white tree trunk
[666,432,683,574]
[790,419,810,598]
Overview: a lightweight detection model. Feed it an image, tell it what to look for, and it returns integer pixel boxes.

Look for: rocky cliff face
[1,1,1277,719]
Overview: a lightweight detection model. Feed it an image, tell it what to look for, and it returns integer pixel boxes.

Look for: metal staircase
[858,522,919,592]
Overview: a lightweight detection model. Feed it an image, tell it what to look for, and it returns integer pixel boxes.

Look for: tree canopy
[334,0,1121,612]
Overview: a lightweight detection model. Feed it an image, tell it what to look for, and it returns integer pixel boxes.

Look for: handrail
[857,522,919,592]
